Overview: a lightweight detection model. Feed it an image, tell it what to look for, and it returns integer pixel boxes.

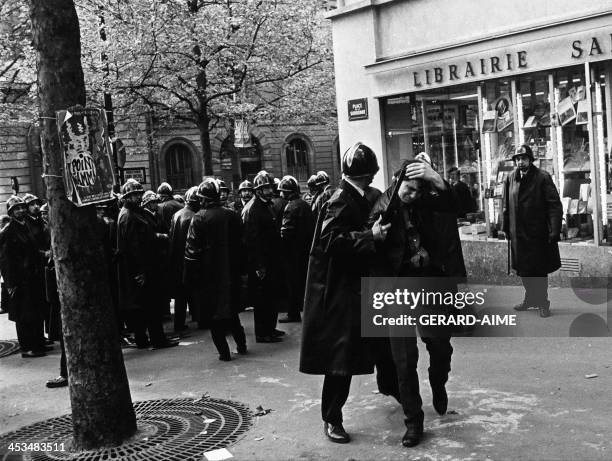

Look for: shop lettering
[571,35,612,58]
[412,51,527,87]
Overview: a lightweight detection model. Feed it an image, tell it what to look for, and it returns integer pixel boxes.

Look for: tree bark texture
[197,113,214,176]
[28,0,137,450]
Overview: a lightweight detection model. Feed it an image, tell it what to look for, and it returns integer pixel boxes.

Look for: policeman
[232,180,254,215]
[311,170,335,222]
[300,143,390,443]
[304,174,318,205]
[117,180,177,349]
[184,178,247,360]
[22,193,51,344]
[277,175,314,323]
[218,180,230,208]
[155,182,183,233]
[271,177,287,224]
[0,196,48,357]
[369,158,464,448]
[169,186,200,333]
[242,170,284,343]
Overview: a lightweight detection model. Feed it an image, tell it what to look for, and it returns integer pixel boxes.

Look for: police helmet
[341,142,379,177]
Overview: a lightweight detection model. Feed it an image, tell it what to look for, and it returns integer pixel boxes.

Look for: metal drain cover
[0,339,20,358]
[0,397,252,460]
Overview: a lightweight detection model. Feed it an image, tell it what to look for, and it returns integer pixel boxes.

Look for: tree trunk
[28,0,137,450]
[197,112,214,176]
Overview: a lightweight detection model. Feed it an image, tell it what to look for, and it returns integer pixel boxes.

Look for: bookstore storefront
[380,59,612,247]
[329,3,612,278]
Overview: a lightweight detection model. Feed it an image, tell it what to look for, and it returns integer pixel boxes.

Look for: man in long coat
[169,186,199,333]
[184,178,246,360]
[278,175,314,323]
[502,144,562,318]
[242,170,284,343]
[117,180,176,349]
[0,196,47,357]
[300,143,390,444]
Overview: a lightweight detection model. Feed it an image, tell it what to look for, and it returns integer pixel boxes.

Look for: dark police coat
[184,205,242,320]
[169,205,197,295]
[116,204,157,310]
[300,180,377,376]
[312,185,335,223]
[0,219,45,323]
[156,196,183,234]
[280,197,315,302]
[502,165,562,276]
[242,197,281,276]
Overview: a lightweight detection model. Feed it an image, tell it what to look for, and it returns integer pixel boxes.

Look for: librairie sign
[368,24,612,96]
[348,98,368,121]
[57,106,116,206]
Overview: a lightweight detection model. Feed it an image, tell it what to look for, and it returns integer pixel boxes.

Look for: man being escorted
[369,158,465,448]
[300,143,390,444]
[277,175,314,323]
[184,178,247,360]
[503,144,563,318]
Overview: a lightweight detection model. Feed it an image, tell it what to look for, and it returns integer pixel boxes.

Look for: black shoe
[324,422,350,443]
[513,301,530,311]
[150,340,179,350]
[272,329,286,337]
[45,339,54,346]
[431,383,448,415]
[255,336,282,343]
[278,315,301,323]
[46,376,68,388]
[402,425,423,448]
[219,353,232,361]
[42,345,53,352]
[236,345,248,354]
[21,350,46,358]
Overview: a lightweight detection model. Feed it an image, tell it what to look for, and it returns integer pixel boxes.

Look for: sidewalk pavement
[0,285,611,460]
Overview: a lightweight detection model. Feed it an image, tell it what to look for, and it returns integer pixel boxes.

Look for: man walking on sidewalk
[502,144,563,318]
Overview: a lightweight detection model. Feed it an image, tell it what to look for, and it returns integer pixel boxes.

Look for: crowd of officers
[0,167,336,376]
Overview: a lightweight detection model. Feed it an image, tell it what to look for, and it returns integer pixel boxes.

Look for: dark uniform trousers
[321,375,352,425]
[251,270,279,337]
[127,288,166,347]
[15,317,45,353]
[210,316,247,356]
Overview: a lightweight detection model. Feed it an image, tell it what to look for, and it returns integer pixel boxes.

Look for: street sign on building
[56,106,116,206]
[348,98,368,121]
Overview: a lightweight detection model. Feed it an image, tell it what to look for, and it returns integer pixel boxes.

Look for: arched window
[165,143,193,190]
[285,138,310,181]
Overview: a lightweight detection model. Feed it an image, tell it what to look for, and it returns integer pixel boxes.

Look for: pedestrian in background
[502,144,562,318]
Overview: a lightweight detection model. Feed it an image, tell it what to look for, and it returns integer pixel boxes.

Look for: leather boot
[539,300,551,318]
[402,423,423,447]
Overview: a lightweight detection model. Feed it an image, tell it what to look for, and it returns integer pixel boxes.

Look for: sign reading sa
[348,98,368,121]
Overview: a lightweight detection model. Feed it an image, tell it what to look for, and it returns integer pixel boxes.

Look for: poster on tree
[56,106,116,206]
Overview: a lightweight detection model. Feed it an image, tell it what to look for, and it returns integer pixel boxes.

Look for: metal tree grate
[0,339,20,358]
[0,397,252,461]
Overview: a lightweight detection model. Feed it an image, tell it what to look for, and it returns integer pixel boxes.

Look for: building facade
[329,0,612,279]
[0,117,340,206]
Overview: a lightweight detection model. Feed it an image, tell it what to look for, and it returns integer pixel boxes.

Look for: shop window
[382,86,483,220]
[285,137,310,181]
[553,67,594,243]
[165,143,193,190]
